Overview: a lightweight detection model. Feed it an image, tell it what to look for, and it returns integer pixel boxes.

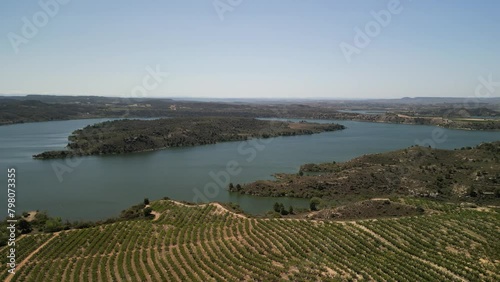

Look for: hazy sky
[1,0,499,99]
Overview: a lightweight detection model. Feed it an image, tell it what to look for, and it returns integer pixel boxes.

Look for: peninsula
[230,141,500,205]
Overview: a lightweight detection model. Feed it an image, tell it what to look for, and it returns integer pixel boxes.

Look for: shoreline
[32,117,346,159]
[3,113,500,131]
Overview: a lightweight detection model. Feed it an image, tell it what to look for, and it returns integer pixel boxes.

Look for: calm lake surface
[0,118,498,221]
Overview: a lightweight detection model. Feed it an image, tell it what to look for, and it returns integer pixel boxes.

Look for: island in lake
[33,117,345,159]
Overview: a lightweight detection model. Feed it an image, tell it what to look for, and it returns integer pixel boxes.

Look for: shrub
[310,197,322,211]
[143,207,153,218]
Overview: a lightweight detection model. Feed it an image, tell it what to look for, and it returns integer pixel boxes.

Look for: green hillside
[2,200,499,281]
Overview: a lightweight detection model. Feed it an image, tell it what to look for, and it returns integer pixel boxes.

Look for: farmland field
[3,200,499,282]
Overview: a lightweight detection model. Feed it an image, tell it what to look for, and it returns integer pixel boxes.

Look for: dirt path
[144,204,161,221]
[211,203,247,218]
[138,249,153,282]
[169,200,247,219]
[112,252,123,282]
[351,222,394,247]
[5,233,59,282]
[169,201,198,208]
[150,211,161,221]
[370,198,390,201]
[24,211,38,222]
[60,257,73,282]
[159,248,182,282]
[145,249,163,282]
[351,222,467,282]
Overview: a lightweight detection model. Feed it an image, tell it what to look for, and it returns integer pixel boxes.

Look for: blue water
[0,118,498,220]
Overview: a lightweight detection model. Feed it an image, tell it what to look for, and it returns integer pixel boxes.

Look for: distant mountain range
[1,95,499,105]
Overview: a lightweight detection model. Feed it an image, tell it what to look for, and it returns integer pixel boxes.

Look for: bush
[310,197,322,211]
[44,218,63,233]
[19,219,32,234]
[143,207,153,218]
[273,202,281,213]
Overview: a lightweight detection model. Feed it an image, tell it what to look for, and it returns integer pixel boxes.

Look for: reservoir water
[0,118,498,221]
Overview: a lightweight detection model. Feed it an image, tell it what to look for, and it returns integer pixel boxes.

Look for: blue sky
[1,0,499,99]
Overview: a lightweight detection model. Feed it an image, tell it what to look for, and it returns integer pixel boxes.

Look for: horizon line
[1,94,499,101]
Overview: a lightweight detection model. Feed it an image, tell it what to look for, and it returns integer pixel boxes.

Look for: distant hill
[2,95,499,130]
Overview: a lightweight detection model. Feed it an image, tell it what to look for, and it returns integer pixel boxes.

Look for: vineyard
[2,200,499,281]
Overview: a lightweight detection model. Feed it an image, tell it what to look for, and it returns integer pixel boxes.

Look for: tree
[273,202,281,213]
[44,217,63,233]
[310,197,321,211]
[298,171,304,176]
[279,204,288,215]
[467,186,477,197]
[228,183,234,190]
[236,184,242,191]
[0,234,8,247]
[143,207,153,217]
[33,211,49,229]
[143,198,150,205]
[288,206,294,215]
[19,219,32,234]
